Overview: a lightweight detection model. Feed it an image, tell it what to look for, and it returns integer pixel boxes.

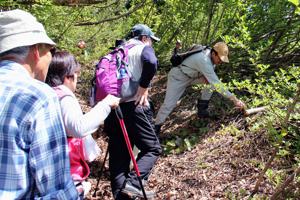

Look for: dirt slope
[79,74,278,200]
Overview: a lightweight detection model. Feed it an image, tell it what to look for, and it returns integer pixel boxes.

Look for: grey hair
[0,46,30,61]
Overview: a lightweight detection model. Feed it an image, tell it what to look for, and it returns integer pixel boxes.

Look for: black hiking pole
[92,146,109,197]
[115,106,148,200]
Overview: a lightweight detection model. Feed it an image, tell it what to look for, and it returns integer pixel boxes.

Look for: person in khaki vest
[155,42,246,134]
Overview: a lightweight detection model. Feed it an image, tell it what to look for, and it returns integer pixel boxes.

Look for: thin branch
[16,0,109,6]
[284,83,300,126]
[209,5,225,43]
[265,8,295,58]
[248,148,278,199]
[53,0,108,6]
[93,0,119,9]
[55,7,85,42]
[270,166,300,200]
[75,0,146,26]
[143,2,154,24]
[203,0,216,43]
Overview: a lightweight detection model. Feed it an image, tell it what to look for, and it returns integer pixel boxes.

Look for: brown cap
[213,42,229,63]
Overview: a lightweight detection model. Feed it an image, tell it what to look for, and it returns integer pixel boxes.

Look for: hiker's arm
[198,60,246,109]
[139,46,157,88]
[60,94,119,138]
[228,95,246,110]
[135,46,157,106]
[198,60,233,98]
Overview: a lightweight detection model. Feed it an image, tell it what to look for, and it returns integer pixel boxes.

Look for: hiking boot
[121,183,156,199]
[154,124,162,136]
[197,99,210,118]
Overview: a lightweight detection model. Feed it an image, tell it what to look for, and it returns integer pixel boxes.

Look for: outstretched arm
[60,94,120,138]
[197,60,246,110]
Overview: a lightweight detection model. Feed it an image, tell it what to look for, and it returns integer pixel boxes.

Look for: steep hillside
[78,74,299,200]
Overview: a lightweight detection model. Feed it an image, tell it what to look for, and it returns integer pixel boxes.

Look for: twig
[248,148,277,199]
[270,166,300,200]
[284,83,300,127]
[75,0,146,26]
[248,83,300,199]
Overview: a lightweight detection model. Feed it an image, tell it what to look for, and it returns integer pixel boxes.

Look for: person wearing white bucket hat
[0,9,78,199]
[155,42,246,134]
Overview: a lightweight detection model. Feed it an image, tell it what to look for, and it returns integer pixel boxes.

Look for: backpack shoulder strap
[179,45,210,57]
[53,86,72,100]
[178,46,211,79]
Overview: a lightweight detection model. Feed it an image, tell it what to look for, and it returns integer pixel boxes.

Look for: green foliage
[162,130,201,155]
[1,1,299,198]
[288,0,300,14]
[231,65,300,159]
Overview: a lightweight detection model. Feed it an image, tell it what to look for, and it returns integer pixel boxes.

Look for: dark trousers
[104,101,162,200]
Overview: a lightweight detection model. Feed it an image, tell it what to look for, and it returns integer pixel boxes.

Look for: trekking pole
[92,146,109,197]
[115,106,148,200]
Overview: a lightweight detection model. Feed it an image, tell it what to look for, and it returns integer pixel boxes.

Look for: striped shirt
[0,60,78,199]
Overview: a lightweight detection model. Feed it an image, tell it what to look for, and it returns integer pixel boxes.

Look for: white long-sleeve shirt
[57,85,111,138]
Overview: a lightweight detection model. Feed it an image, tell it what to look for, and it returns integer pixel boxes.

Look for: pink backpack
[90,44,137,106]
[53,86,90,181]
[67,137,90,181]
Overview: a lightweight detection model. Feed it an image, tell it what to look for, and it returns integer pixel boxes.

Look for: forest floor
[79,74,284,200]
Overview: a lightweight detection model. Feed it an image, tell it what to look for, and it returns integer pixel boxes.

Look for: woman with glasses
[46,50,120,199]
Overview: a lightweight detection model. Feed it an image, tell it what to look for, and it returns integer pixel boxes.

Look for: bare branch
[270,166,300,200]
[14,0,108,6]
[53,0,108,6]
[284,83,300,126]
[93,0,119,9]
[248,148,277,199]
[265,8,296,58]
[75,0,146,26]
[203,0,216,43]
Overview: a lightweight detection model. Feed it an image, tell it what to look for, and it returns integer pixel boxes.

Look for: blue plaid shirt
[0,61,78,199]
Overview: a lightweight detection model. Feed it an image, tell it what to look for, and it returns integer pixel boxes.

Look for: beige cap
[0,9,55,54]
[213,42,229,63]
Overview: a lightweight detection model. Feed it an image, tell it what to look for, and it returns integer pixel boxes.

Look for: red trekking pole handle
[115,106,148,200]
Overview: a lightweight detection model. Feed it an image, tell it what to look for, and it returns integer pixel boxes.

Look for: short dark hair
[0,46,30,60]
[46,51,80,87]
[211,48,218,56]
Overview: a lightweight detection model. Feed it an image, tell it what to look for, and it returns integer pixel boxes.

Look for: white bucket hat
[0,9,55,54]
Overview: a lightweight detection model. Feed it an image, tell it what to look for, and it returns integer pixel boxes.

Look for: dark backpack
[170,44,208,66]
